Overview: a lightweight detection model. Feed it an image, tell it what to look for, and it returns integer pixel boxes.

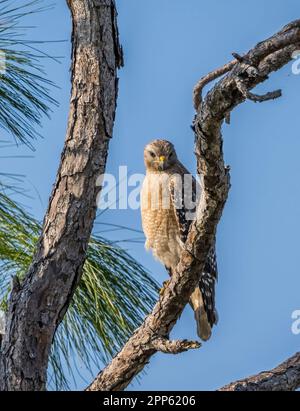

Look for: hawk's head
[144,139,177,171]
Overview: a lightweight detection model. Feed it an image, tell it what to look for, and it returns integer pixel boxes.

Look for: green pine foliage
[0,192,158,390]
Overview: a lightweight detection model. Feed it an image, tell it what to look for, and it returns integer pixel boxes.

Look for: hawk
[141,139,218,341]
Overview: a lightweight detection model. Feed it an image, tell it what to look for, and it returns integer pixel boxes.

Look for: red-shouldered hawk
[141,139,218,341]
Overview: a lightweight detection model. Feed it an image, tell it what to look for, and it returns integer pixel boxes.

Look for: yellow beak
[159,156,166,162]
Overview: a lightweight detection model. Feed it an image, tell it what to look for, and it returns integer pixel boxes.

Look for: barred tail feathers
[190,287,212,341]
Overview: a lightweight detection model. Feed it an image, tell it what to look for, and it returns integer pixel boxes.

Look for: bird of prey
[140,139,218,341]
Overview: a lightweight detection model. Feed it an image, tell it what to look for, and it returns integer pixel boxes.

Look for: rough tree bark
[86,19,300,391]
[0,0,122,391]
[220,352,300,391]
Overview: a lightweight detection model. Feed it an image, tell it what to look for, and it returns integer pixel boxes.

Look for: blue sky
[2,0,300,390]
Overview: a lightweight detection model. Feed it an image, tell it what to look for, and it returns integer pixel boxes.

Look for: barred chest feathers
[140,171,183,269]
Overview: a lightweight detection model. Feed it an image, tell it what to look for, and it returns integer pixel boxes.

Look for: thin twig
[193,59,237,110]
[149,338,201,354]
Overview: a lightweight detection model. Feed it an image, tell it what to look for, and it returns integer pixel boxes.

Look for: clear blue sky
[2,0,300,391]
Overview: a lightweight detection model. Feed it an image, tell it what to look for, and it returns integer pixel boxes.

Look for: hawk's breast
[140,171,182,269]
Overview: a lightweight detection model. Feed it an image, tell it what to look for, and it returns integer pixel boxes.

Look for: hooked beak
[158,156,166,170]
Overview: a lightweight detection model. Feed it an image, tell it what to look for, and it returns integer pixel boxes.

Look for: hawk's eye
[149,151,156,158]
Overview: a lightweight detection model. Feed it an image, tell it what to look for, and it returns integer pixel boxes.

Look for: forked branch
[87,18,300,391]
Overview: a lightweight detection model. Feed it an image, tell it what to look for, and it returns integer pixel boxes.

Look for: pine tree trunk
[0,0,122,391]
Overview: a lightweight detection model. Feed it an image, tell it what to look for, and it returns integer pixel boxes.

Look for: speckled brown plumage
[141,139,218,341]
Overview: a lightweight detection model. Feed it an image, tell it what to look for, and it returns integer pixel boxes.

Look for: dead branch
[193,59,237,111]
[149,338,201,354]
[220,352,300,391]
[86,18,300,392]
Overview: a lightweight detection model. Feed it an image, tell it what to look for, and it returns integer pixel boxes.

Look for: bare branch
[193,59,237,111]
[220,352,300,391]
[86,18,300,392]
[149,338,201,354]
[235,78,282,102]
